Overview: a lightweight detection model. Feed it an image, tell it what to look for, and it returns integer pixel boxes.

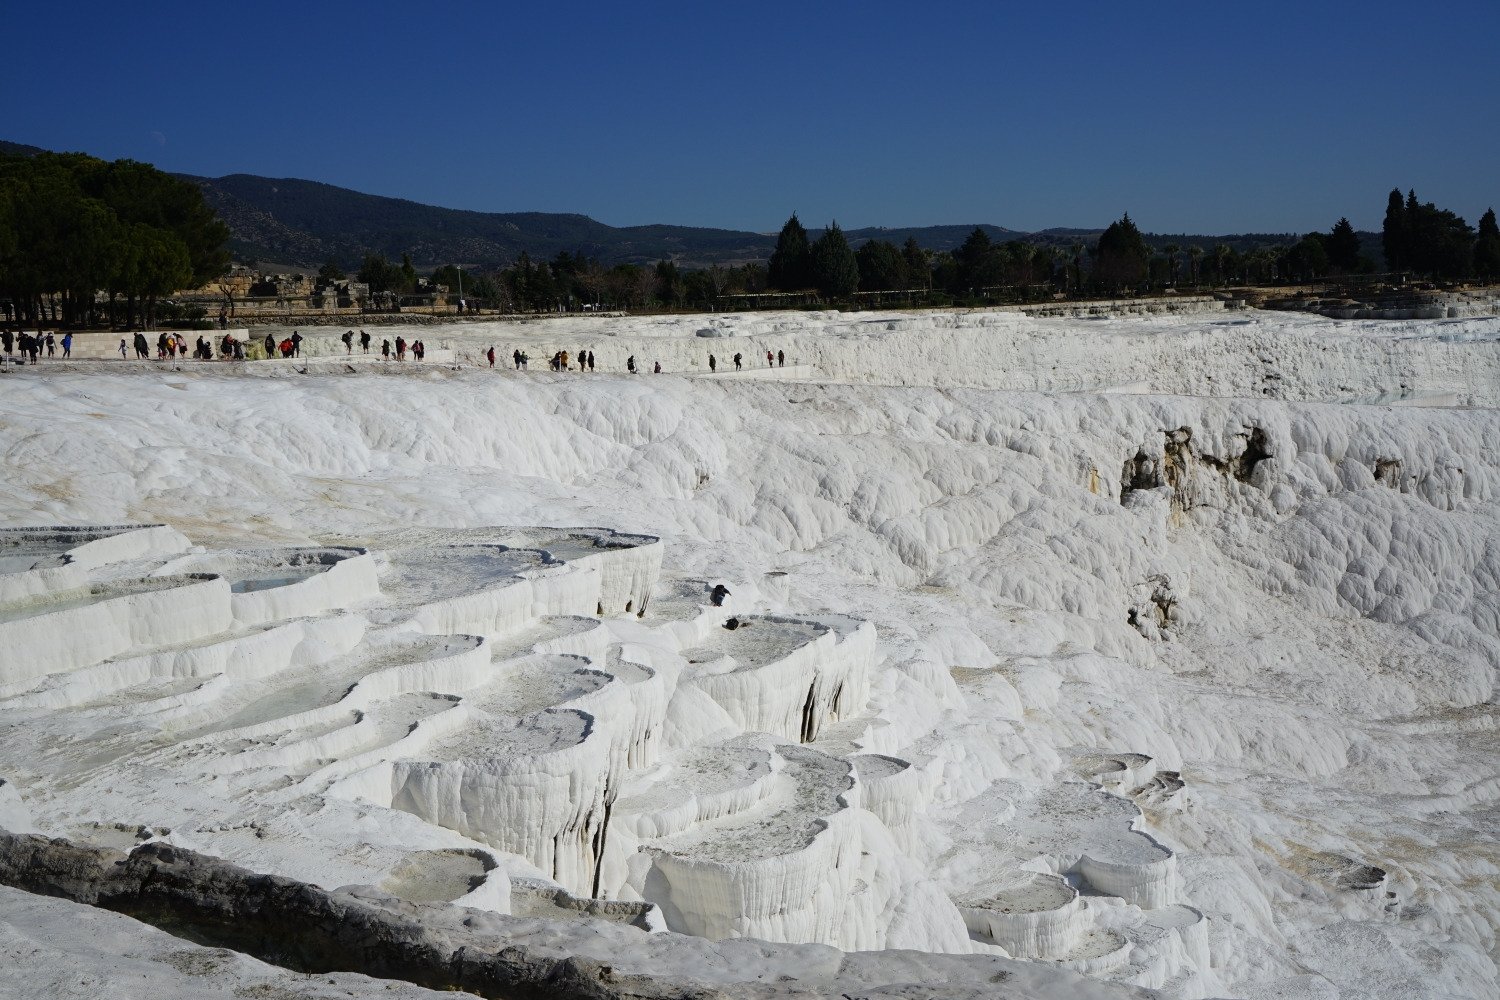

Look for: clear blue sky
[6,0,1497,235]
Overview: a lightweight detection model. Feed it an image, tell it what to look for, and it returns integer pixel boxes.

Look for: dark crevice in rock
[0,833,703,1000]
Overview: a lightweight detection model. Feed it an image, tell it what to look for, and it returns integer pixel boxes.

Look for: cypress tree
[767,213,813,291]
[1382,189,1407,271]
[1327,218,1361,272]
[1475,208,1500,282]
[811,221,859,299]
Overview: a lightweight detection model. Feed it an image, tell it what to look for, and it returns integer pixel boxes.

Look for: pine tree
[1327,218,1362,272]
[1382,189,1407,272]
[811,221,859,299]
[1474,209,1500,282]
[767,213,813,291]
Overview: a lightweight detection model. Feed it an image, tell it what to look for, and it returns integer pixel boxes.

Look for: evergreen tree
[1395,190,1474,278]
[1287,233,1329,279]
[1382,189,1407,272]
[1475,208,1500,282]
[655,259,684,307]
[1093,213,1148,290]
[1327,218,1361,272]
[953,226,995,293]
[318,255,345,282]
[767,213,813,291]
[400,252,418,291]
[902,237,930,290]
[855,239,907,291]
[810,221,859,299]
[85,158,230,287]
[357,253,404,294]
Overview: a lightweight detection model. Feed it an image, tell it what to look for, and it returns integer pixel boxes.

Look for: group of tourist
[3,327,792,374]
[340,330,374,354]
[1,330,71,364]
[486,348,529,368]
[545,350,595,371]
[378,336,426,361]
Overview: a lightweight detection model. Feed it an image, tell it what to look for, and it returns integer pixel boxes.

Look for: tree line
[5,151,1496,326]
[0,152,231,327]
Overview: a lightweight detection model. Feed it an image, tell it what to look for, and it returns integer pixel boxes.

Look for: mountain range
[3,139,1377,271]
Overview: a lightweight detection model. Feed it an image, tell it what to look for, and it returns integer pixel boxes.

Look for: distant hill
[4,139,1385,271]
[181,174,779,271]
[0,140,48,157]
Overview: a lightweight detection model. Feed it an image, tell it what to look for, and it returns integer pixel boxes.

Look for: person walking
[487,346,496,367]
[118,338,128,360]
[733,352,742,370]
[777,350,784,367]
[1,330,12,358]
[560,350,569,370]
[45,333,55,358]
[290,331,303,357]
[513,348,522,370]
[62,332,72,358]
[342,330,353,354]
[360,330,371,352]
[521,351,528,369]
[654,361,661,373]
[395,336,406,361]
[627,355,635,373]
[382,339,391,360]
[264,333,275,359]
[766,350,773,367]
[709,354,716,372]
[588,351,595,371]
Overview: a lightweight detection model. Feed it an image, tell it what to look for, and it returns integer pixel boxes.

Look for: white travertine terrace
[0,574,232,685]
[150,545,381,625]
[0,517,1215,983]
[0,524,190,601]
[12,309,1500,998]
[958,870,1090,958]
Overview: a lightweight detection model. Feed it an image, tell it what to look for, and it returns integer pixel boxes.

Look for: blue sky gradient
[5,0,1497,234]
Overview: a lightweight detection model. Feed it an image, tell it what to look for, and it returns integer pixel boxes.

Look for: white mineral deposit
[4,306,1500,999]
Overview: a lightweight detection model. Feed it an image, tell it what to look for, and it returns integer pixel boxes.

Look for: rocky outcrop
[0,833,1156,1000]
